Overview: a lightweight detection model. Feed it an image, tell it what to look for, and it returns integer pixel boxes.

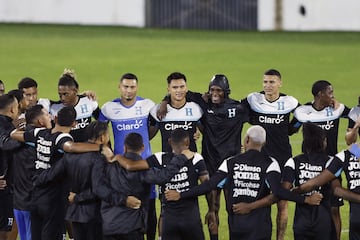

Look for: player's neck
[265,93,280,102]
[52,125,71,134]
[170,98,186,109]
[120,97,136,107]
[312,100,327,111]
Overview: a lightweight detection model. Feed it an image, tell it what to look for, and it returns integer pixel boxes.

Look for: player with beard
[158,74,249,240]
[99,73,158,240]
[290,80,351,239]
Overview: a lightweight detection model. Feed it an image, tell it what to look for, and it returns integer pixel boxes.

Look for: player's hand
[82,90,97,101]
[101,146,114,162]
[164,190,180,201]
[202,92,210,103]
[180,149,194,160]
[305,192,323,205]
[156,100,168,120]
[126,196,141,209]
[0,175,6,190]
[68,192,76,204]
[205,211,218,233]
[13,118,26,130]
[232,202,253,215]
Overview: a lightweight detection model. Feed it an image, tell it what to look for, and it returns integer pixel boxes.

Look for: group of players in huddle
[0,68,360,240]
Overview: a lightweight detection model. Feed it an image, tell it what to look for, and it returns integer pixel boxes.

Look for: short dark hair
[167,72,186,84]
[311,80,331,97]
[124,132,143,152]
[0,80,4,85]
[121,73,138,82]
[85,121,108,140]
[0,94,16,110]
[302,123,326,154]
[170,128,189,145]
[18,77,38,89]
[57,106,76,127]
[58,74,79,89]
[264,69,281,79]
[7,89,24,103]
[25,104,44,125]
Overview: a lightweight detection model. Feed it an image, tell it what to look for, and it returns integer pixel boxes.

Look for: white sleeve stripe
[284,158,295,169]
[266,158,281,173]
[154,152,165,165]
[34,127,46,137]
[192,153,204,164]
[335,151,346,162]
[218,160,228,173]
[55,133,73,145]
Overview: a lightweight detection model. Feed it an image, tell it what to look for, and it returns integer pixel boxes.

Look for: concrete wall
[0,0,145,27]
[258,0,360,31]
[1,0,360,31]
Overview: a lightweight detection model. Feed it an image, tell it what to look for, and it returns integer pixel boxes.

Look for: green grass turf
[1,23,360,239]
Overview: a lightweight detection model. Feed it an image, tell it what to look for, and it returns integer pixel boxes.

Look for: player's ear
[184,137,190,147]
[71,121,77,128]
[140,144,145,153]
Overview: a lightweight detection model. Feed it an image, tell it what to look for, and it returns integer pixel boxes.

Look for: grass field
[1,23,360,239]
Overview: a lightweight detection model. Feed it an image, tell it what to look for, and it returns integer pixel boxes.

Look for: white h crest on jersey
[228,108,236,118]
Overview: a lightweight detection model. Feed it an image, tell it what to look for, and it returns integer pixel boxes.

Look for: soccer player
[50,70,100,142]
[149,72,203,152]
[12,105,52,240]
[345,96,360,145]
[0,80,5,96]
[242,69,299,240]
[295,142,360,240]
[165,125,322,240]
[117,128,211,240]
[17,77,51,111]
[0,94,20,240]
[98,72,158,240]
[32,121,126,240]
[290,80,351,239]
[283,123,337,239]
[10,106,109,240]
[158,74,249,240]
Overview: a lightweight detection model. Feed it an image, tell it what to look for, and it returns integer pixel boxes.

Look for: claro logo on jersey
[164,121,193,131]
[318,121,334,131]
[259,114,284,124]
[73,118,90,130]
[117,120,143,131]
